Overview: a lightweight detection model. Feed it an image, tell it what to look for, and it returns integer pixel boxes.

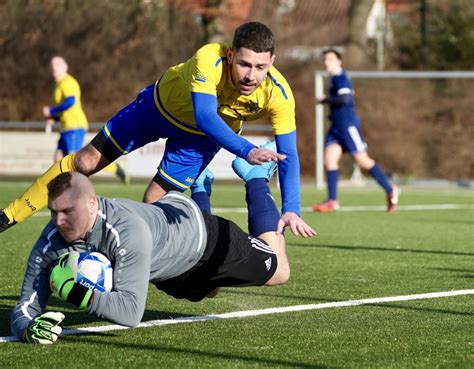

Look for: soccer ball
[60,251,113,293]
[75,252,113,293]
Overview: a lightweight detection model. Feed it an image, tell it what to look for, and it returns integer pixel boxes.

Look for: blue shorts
[57,129,86,154]
[95,84,220,191]
[325,125,367,155]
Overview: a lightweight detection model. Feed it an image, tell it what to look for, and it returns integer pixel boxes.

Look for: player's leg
[312,138,342,212]
[144,133,220,206]
[101,162,129,184]
[60,128,85,164]
[189,168,214,214]
[0,85,158,231]
[348,126,399,212]
[54,132,68,162]
[54,141,65,162]
[231,141,289,285]
[0,152,77,230]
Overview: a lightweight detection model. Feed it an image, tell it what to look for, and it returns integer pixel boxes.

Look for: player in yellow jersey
[42,56,128,178]
[1,22,315,238]
[42,56,88,161]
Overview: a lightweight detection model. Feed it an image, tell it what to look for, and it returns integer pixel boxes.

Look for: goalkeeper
[11,160,316,344]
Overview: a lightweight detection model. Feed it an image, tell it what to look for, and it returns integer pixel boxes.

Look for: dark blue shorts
[96,84,220,191]
[325,124,367,155]
[57,128,86,154]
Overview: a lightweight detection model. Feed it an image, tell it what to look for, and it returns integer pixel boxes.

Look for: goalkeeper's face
[48,188,97,243]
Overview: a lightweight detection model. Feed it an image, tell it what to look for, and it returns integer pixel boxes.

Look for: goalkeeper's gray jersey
[11,192,207,338]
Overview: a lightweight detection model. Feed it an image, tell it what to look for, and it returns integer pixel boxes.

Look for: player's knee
[265,263,290,286]
[74,145,104,175]
[355,154,374,170]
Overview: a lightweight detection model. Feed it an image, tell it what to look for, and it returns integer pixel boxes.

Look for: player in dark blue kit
[312,49,398,213]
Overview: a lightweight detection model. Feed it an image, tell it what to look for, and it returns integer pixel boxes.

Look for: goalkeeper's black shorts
[153,213,278,302]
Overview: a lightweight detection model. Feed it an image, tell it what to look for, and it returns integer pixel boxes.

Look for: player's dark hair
[48,172,73,200]
[323,48,343,61]
[232,22,275,54]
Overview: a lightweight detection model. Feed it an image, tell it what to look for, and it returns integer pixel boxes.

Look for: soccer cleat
[191,168,214,196]
[231,141,278,182]
[387,184,399,213]
[0,209,16,233]
[311,199,340,213]
[116,163,130,185]
[206,287,220,298]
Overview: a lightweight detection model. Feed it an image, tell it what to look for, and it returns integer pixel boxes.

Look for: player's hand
[316,94,326,104]
[50,252,92,310]
[23,312,65,344]
[247,147,286,165]
[42,106,51,118]
[276,212,317,238]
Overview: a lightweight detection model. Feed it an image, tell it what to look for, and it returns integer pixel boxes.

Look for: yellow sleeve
[188,44,226,96]
[60,75,80,97]
[268,69,297,135]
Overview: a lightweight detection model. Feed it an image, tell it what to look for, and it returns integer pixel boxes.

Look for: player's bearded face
[227,47,275,96]
[48,191,95,242]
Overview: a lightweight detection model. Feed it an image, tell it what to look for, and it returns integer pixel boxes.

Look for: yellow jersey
[52,73,88,131]
[155,43,295,136]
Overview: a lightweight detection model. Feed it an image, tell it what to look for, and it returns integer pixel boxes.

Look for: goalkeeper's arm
[11,232,69,343]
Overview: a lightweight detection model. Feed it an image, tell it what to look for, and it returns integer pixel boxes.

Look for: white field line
[34,203,474,216]
[2,289,473,343]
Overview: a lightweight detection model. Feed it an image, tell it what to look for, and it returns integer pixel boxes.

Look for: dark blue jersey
[327,71,360,127]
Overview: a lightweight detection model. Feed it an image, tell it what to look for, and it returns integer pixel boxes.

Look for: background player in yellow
[42,56,128,180]
[0,22,315,238]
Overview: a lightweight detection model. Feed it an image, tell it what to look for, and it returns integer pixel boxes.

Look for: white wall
[0,132,269,180]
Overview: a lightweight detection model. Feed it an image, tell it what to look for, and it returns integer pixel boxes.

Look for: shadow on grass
[291,243,474,257]
[64,336,330,368]
[429,267,474,279]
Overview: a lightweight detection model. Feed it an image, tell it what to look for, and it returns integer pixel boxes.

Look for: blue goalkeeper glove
[23,312,65,344]
[49,252,93,310]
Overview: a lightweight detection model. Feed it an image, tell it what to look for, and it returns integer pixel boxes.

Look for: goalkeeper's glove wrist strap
[67,283,92,309]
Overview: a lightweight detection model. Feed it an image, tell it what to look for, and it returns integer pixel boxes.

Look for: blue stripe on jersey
[214,57,225,67]
[268,74,288,100]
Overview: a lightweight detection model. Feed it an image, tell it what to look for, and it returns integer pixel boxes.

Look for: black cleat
[0,210,16,233]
